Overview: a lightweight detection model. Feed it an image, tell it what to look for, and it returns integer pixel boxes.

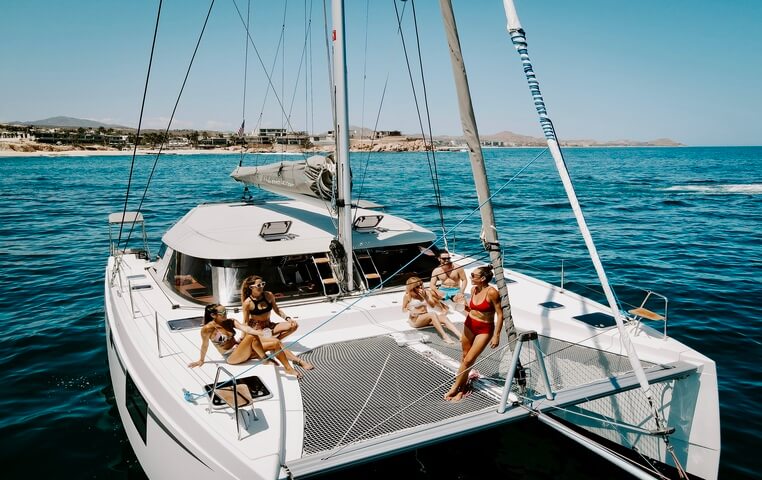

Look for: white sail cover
[231,155,336,206]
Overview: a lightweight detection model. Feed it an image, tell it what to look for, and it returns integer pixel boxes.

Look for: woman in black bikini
[240,275,314,371]
[188,304,302,377]
[444,265,503,402]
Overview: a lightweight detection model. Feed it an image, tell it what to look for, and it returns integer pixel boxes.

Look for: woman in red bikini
[444,265,503,402]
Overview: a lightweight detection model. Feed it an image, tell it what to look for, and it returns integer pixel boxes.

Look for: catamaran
[105,1,720,478]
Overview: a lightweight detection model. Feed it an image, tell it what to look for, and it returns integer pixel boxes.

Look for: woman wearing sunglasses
[188,304,302,378]
[403,276,461,344]
[240,275,314,370]
[444,265,503,402]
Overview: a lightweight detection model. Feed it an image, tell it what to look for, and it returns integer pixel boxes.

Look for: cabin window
[163,250,214,303]
[358,243,439,288]
[125,372,149,443]
[210,255,322,304]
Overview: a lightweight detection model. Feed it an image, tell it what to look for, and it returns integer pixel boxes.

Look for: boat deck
[290,323,694,477]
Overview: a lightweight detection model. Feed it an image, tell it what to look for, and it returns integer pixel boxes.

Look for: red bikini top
[469,289,495,313]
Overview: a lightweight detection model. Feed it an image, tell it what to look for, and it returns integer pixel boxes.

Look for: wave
[664,183,762,195]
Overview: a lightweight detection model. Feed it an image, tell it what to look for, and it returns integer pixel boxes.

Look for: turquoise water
[0,147,759,478]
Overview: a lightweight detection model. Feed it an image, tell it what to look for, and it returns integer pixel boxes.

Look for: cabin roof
[162,200,435,259]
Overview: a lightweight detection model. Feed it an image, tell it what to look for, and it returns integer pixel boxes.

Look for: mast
[332,0,354,291]
[438,0,516,343]
[500,0,659,410]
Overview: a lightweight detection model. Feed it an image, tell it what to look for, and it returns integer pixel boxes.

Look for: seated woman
[402,277,462,344]
[188,304,302,378]
[445,265,503,402]
[241,275,314,370]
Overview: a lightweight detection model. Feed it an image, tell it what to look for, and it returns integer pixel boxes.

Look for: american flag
[237,120,245,137]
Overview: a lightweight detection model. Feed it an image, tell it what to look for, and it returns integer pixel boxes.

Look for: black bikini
[249,295,273,315]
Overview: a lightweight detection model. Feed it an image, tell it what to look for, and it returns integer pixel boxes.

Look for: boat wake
[665,183,762,195]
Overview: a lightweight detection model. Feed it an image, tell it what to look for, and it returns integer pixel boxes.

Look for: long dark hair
[203,304,235,333]
[240,275,264,304]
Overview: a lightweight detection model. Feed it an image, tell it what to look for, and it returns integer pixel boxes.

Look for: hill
[12,116,130,129]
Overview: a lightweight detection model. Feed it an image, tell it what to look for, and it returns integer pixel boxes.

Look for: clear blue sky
[2,0,760,145]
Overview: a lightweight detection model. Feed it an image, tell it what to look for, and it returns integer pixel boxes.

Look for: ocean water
[0,147,759,479]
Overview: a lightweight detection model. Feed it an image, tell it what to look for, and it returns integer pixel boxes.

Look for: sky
[1,0,761,146]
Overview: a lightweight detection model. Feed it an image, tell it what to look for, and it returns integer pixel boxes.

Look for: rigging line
[332,353,393,448]
[410,0,448,244]
[286,13,312,125]
[237,0,252,169]
[245,0,286,139]
[230,1,302,147]
[323,332,521,460]
[281,0,287,144]
[360,0,371,142]
[519,406,672,480]
[392,0,447,243]
[352,74,390,220]
[123,0,217,249]
[229,150,547,382]
[321,0,335,131]
[116,0,163,248]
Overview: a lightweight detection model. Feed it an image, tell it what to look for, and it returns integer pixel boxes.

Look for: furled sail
[231,154,336,206]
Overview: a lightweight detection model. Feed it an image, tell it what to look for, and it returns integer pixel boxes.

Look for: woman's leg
[260,337,303,378]
[273,320,298,340]
[445,330,491,401]
[227,336,277,365]
[428,313,454,344]
[439,314,462,340]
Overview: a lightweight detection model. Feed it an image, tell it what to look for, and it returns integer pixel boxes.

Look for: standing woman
[444,265,503,402]
[403,277,461,344]
[188,304,302,377]
[241,275,314,370]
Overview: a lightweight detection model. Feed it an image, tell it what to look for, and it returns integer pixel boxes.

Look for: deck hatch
[572,312,617,328]
[167,316,203,331]
[539,301,564,309]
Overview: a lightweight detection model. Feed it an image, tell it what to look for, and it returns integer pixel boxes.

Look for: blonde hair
[406,276,424,293]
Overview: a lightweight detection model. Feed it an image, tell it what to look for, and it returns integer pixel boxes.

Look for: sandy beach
[0,137,432,157]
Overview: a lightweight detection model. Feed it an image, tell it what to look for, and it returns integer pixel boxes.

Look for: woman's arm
[489,287,503,348]
[188,327,211,367]
[241,298,251,325]
[402,293,410,311]
[269,292,292,321]
[233,320,264,337]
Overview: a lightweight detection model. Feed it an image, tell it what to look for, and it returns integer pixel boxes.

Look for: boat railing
[626,289,669,339]
[209,366,253,441]
[497,330,554,413]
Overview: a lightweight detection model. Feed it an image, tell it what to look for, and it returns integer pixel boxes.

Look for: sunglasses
[214,308,227,315]
[250,282,266,288]
[440,257,451,262]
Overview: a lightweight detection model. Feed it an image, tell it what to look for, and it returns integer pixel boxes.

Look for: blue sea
[0,147,759,479]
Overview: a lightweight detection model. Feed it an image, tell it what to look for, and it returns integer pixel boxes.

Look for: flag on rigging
[238,120,245,137]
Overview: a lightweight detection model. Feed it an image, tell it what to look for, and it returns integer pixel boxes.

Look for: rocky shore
[0,136,434,157]
[0,134,681,157]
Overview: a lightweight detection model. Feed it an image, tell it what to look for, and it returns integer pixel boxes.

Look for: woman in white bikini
[402,277,461,344]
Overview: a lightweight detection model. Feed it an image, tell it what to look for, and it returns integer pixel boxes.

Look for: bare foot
[443,336,455,345]
[449,391,465,403]
[294,357,315,370]
[444,386,460,401]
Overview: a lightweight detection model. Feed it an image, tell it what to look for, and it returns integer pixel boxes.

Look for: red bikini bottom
[464,316,494,336]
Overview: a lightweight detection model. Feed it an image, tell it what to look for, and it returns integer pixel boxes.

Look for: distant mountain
[14,116,130,129]
[450,130,681,147]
